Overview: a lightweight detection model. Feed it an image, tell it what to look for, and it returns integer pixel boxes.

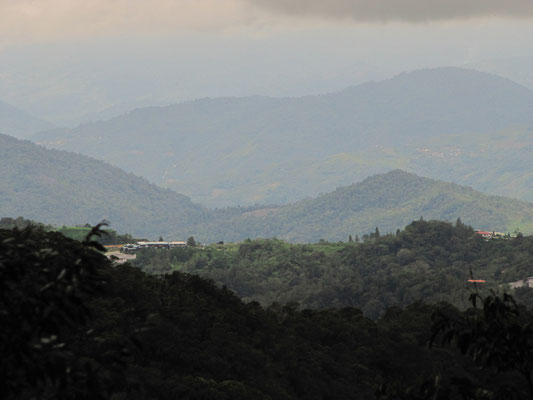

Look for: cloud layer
[1,0,532,47]
[247,0,533,22]
[0,0,255,45]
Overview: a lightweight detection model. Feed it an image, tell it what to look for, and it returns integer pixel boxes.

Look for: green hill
[0,134,207,238]
[3,134,533,243]
[195,170,533,242]
[34,67,533,207]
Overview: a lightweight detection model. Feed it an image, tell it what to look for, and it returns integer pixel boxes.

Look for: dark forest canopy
[0,216,139,245]
[3,224,533,399]
[134,219,533,318]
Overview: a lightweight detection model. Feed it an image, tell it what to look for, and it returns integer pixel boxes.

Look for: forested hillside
[403,127,533,202]
[135,219,533,318]
[34,68,533,206]
[0,134,207,237]
[194,170,533,242]
[3,135,533,243]
[4,224,533,399]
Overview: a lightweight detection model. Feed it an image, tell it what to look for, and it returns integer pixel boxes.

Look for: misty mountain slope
[0,100,54,139]
[2,138,532,243]
[467,54,533,91]
[34,67,533,207]
[0,134,207,238]
[328,67,533,141]
[403,127,533,202]
[196,170,533,243]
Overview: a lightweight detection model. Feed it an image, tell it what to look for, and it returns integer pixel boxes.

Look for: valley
[4,6,533,399]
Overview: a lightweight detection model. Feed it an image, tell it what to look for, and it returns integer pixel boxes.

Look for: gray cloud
[246,0,533,22]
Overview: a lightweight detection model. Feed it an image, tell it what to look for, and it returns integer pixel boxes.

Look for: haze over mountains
[468,54,533,91]
[0,133,206,237]
[1,28,532,128]
[4,66,533,243]
[201,169,533,242]
[2,133,533,242]
[34,67,533,207]
[0,100,54,139]
[5,5,533,398]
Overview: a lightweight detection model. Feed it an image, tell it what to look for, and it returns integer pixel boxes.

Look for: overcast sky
[2,0,533,43]
[1,0,533,124]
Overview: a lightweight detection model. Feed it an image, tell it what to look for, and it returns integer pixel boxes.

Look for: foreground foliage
[3,225,533,399]
[0,225,111,399]
[0,216,140,244]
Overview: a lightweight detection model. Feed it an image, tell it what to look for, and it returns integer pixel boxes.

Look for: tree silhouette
[0,223,114,399]
[431,290,533,399]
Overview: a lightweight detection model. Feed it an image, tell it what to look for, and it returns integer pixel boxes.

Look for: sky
[1,0,533,125]
[1,0,533,43]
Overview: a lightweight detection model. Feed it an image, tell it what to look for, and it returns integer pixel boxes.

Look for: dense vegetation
[33,68,533,207]
[55,224,140,245]
[4,224,533,399]
[0,133,208,238]
[0,216,54,231]
[3,136,533,243]
[0,216,140,245]
[405,127,533,203]
[195,170,533,242]
[134,219,533,318]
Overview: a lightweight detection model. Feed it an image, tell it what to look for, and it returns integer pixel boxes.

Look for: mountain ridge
[33,67,533,207]
[3,134,533,243]
[197,169,533,242]
[0,133,207,238]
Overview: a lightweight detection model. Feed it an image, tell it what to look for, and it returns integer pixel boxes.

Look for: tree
[0,224,114,399]
[431,291,533,399]
[187,236,196,247]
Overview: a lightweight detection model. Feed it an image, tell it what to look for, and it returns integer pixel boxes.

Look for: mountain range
[33,67,533,207]
[2,133,533,242]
